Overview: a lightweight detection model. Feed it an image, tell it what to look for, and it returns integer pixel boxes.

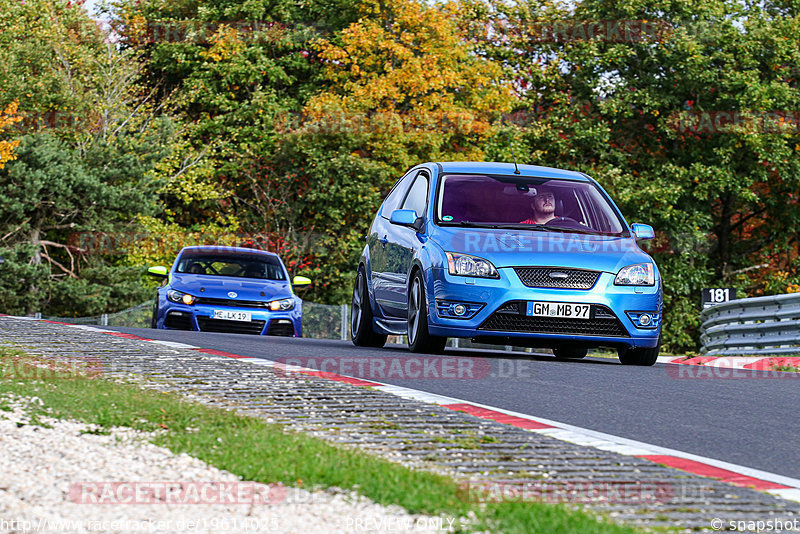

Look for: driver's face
[533,192,555,214]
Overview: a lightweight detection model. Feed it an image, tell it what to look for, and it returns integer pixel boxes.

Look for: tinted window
[436,174,625,235]
[401,173,429,218]
[380,170,417,218]
[176,254,286,280]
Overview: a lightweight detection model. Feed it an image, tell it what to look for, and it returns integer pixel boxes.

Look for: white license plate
[212,310,252,322]
[526,302,591,320]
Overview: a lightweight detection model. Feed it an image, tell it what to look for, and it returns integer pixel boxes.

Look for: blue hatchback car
[148,246,309,336]
[351,162,662,365]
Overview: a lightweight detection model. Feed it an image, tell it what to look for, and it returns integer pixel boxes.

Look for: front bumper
[159,302,302,337]
[424,267,661,349]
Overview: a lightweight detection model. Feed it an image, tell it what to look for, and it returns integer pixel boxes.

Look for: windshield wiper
[445,221,503,228]
[441,221,565,232]
[443,221,617,236]
[487,223,558,232]
[489,223,619,236]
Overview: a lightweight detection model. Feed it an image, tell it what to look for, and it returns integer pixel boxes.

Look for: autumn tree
[0,0,175,316]
[471,0,800,350]
[108,0,364,286]
[269,0,514,300]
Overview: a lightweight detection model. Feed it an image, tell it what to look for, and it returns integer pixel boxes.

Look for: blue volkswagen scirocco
[351,162,662,365]
[148,246,309,337]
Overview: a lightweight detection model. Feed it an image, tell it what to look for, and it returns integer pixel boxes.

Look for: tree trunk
[26,225,41,315]
[717,192,734,280]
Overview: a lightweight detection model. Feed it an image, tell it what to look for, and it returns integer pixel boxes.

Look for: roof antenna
[505,126,521,174]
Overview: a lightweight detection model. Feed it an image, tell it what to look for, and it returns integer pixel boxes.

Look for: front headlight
[269,298,295,311]
[167,289,196,305]
[445,252,499,278]
[615,263,655,286]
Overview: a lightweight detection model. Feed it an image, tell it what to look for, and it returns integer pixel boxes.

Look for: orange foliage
[305,0,511,162]
[0,100,22,169]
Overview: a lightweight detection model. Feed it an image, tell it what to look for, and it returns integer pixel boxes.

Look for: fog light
[435,300,484,319]
[625,311,659,329]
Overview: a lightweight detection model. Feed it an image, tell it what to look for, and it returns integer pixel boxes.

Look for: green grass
[0,347,649,534]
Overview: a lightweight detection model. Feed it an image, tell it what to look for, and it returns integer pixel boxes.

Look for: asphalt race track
[107,326,800,479]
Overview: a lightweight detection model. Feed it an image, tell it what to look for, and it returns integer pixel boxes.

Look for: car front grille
[196,317,266,335]
[266,319,295,337]
[194,297,270,309]
[478,301,629,337]
[514,267,600,289]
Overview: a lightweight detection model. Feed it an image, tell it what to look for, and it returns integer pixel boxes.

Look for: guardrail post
[101,314,108,326]
[34,312,41,319]
[340,304,348,341]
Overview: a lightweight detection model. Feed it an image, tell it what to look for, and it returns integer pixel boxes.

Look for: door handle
[379,236,388,248]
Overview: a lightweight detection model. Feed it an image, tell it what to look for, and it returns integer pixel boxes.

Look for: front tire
[351,267,387,348]
[618,343,659,366]
[151,299,158,329]
[407,271,447,354]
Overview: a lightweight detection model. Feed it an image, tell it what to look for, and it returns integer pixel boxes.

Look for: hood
[170,274,294,301]
[430,226,654,274]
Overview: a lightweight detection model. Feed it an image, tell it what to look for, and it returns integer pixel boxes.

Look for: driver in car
[520,187,557,225]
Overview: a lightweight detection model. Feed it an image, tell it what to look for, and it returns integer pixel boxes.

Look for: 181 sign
[702,288,737,309]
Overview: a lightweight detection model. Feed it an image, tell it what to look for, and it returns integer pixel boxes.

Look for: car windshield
[175,254,286,281]
[436,174,627,235]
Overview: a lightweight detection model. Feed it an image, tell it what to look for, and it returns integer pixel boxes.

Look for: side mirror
[631,223,655,240]
[147,266,168,278]
[390,209,424,232]
[292,275,312,288]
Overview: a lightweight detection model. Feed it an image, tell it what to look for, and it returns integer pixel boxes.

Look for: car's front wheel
[351,267,387,348]
[407,271,447,354]
[618,343,659,366]
[151,299,159,329]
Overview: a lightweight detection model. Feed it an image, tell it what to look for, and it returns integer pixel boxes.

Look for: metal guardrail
[700,293,800,356]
